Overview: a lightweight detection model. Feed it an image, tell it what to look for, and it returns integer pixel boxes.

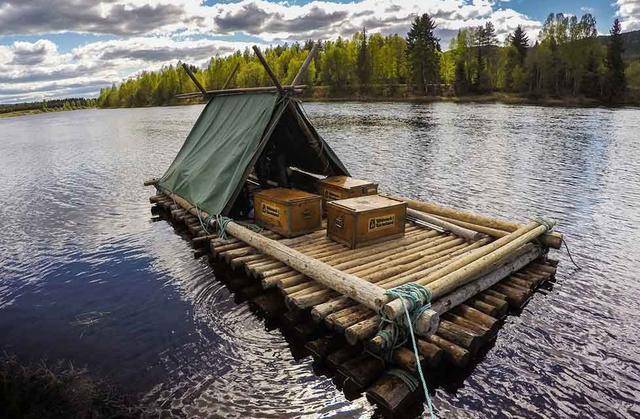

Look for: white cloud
[616,0,640,31]
[0,37,256,102]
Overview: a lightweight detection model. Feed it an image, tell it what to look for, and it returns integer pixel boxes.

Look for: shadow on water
[0,104,639,417]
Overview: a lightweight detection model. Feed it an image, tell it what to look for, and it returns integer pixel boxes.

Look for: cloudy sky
[0,0,637,103]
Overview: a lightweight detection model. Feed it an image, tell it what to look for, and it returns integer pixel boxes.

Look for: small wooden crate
[253,188,322,237]
[317,176,378,209]
[326,195,406,249]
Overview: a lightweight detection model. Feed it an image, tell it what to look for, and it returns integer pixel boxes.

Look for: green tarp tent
[158,92,349,216]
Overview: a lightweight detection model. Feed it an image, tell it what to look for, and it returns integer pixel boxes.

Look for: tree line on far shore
[97,13,638,108]
[0,98,96,114]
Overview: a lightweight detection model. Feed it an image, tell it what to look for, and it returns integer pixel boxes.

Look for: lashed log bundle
[148,191,560,414]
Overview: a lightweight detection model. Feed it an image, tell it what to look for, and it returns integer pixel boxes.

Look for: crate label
[261,202,280,218]
[302,209,312,219]
[368,214,395,231]
[334,216,344,229]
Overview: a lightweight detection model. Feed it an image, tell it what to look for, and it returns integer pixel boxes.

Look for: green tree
[406,13,441,94]
[604,18,626,102]
[356,27,372,90]
[508,25,529,64]
[473,22,497,92]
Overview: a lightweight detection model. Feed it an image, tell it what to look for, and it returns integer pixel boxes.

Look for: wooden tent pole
[181,63,207,98]
[291,42,319,86]
[222,62,240,90]
[252,45,285,95]
[175,85,306,99]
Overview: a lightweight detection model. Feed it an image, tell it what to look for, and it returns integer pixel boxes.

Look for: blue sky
[0,0,637,103]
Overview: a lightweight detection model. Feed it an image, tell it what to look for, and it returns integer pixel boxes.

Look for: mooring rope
[532,216,581,270]
[562,238,582,270]
[377,283,436,418]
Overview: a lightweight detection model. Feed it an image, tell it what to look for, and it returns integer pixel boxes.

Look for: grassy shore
[0,354,141,418]
[0,107,94,119]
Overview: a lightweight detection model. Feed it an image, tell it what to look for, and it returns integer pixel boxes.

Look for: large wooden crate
[253,188,322,237]
[317,176,378,209]
[326,195,406,249]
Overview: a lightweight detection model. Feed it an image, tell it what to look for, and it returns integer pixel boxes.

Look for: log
[174,85,306,99]
[426,335,470,368]
[389,195,563,249]
[366,373,416,413]
[338,354,385,393]
[181,63,207,98]
[291,42,319,86]
[410,244,539,334]
[253,45,285,94]
[345,316,380,345]
[416,340,444,367]
[442,312,490,337]
[407,208,485,241]
[305,336,344,362]
[436,320,482,354]
[452,304,498,331]
[326,346,362,369]
[222,62,240,89]
[393,347,423,372]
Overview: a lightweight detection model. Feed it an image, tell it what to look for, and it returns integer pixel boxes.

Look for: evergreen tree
[454,59,468,94]
[508,26,529,64]
[406,13,441,94]
[605,18,626,102]
[356,27,372,90]
[473,22,497,92]
[581,50,601,98]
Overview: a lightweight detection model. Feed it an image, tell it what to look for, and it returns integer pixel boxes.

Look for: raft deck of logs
[147,187,561,414]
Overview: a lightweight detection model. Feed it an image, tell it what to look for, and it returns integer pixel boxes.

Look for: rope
[532,216,581,270]
[562,237,582,270]
[194,204,210,235]
[377,283,436,418]
[215,214,233,240]
[533,216,556,232]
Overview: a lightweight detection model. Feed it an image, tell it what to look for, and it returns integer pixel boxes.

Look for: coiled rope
[376,283,436,418]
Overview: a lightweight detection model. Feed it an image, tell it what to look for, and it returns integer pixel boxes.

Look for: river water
[0,102,639,418]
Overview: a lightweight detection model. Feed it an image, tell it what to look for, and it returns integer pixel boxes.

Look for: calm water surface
[1,102,639,418]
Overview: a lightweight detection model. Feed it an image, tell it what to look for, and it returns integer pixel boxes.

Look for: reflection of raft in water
[144,45,563,415]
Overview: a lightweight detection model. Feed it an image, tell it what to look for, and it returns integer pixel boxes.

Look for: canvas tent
[158,92,350,217]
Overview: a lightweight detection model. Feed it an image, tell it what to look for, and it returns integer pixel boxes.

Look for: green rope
[215,214,233,240]
[194,204,211,235]
[377,283,436,418]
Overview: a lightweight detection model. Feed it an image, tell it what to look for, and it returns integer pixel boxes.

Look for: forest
[93,13,638,108]
[0,98,96,115]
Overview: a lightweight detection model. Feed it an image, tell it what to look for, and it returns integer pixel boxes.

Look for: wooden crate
[253,188,322,237]
[317,176,378,209]
[326,195,406,249]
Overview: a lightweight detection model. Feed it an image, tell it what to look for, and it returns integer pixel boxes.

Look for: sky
[0,0,638,104]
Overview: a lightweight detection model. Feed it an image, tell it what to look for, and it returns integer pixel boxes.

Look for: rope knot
[532,216,556,232]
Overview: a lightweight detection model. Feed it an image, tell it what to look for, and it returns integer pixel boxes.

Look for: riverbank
[303,92,639,108]
[133,91,638,110]
[0,106,94,119]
